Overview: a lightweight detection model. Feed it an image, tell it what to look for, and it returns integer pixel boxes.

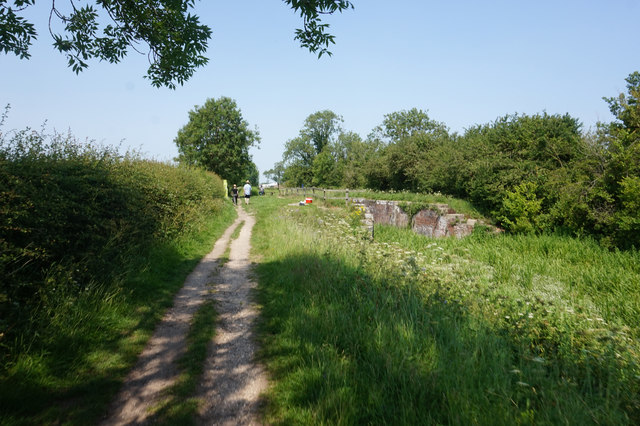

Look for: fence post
[323,189,326,202]
[346,189,349,205]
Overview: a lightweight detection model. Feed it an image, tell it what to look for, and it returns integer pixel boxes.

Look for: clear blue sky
[1,1,639,183]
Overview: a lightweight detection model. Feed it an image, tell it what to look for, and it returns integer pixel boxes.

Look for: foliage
[282,110,345,187]
[244,160,260,187]
[0,0,36,59]
[174,96,260,186]
[311,149,340,187]
[365,109,451,192]
[0,117,236,424]
[457,112,583,213]
[603,71,640,135]
[0,204,235,425]
[543,72,640,248]
[285,0,354,57]
[497,181,547,233]
[368,107,449,144]
[282,136,316,183]
[1,0,211,88]
[0,120,226,355]
[339,131,379,188]
[264,160,285,186]
[301,110,344,154]
[1,1,354,87]
[617,176,640,234]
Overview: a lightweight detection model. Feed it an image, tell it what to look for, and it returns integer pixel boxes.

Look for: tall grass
[0,123,237,424]
[251,196,640,424]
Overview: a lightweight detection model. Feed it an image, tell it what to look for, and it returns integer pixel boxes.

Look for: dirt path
[197,208,267,425]
[101,206,267,425]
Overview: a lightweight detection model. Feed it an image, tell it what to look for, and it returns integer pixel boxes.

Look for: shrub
[497,182,548,233]
[0,121,225,351]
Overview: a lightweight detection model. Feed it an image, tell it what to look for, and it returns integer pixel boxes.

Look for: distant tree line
[265,72,640,249]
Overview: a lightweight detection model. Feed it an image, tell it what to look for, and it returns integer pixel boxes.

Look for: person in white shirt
[243,180,252,205]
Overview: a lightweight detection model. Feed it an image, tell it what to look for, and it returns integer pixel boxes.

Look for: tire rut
[101,207,267,425]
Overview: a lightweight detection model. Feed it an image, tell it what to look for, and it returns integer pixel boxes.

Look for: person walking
[243,180,252,205]
[230,184,239,205]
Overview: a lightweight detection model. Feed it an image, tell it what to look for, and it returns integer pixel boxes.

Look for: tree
[174,97,260,185]
[340,133,382,189]
[369,108,449,144]
[311,149,341,187]
[244,160,260,186]
[594,71,640,247]
[365,109,450,191]
[603,71,640,136]
[1,0,354,88]
[301,110,344,154]
[280,110,344,186]
[283,135,316,166]
[264,161,285,187]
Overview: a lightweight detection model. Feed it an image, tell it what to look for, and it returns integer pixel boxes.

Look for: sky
[1,0,639,183]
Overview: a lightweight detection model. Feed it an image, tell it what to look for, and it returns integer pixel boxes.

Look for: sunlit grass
[252,197,640,424]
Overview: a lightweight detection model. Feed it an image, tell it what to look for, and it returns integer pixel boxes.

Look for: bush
[497,182,548,233]
[0,121,225,351]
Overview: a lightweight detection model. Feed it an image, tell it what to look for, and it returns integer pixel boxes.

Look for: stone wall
[353,199,480,239]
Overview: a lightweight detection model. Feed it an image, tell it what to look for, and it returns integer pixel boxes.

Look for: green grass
[251,198,640,425]
[0,201,237,425]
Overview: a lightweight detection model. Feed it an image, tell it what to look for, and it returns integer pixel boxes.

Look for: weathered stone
[353,199,482,239]
[362,199,409,228]
[412,209,439,237]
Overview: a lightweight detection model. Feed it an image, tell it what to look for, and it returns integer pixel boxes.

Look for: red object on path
[305,198,313,204]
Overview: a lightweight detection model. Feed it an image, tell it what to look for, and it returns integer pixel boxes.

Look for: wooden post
[346,188,349,205]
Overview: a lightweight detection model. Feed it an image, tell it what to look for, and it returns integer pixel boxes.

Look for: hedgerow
[0,118,225,357]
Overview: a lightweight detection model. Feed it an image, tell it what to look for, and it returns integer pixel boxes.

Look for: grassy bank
[250,196,640,424]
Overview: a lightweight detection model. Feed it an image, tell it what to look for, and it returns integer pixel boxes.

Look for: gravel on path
[101,207,267,425]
